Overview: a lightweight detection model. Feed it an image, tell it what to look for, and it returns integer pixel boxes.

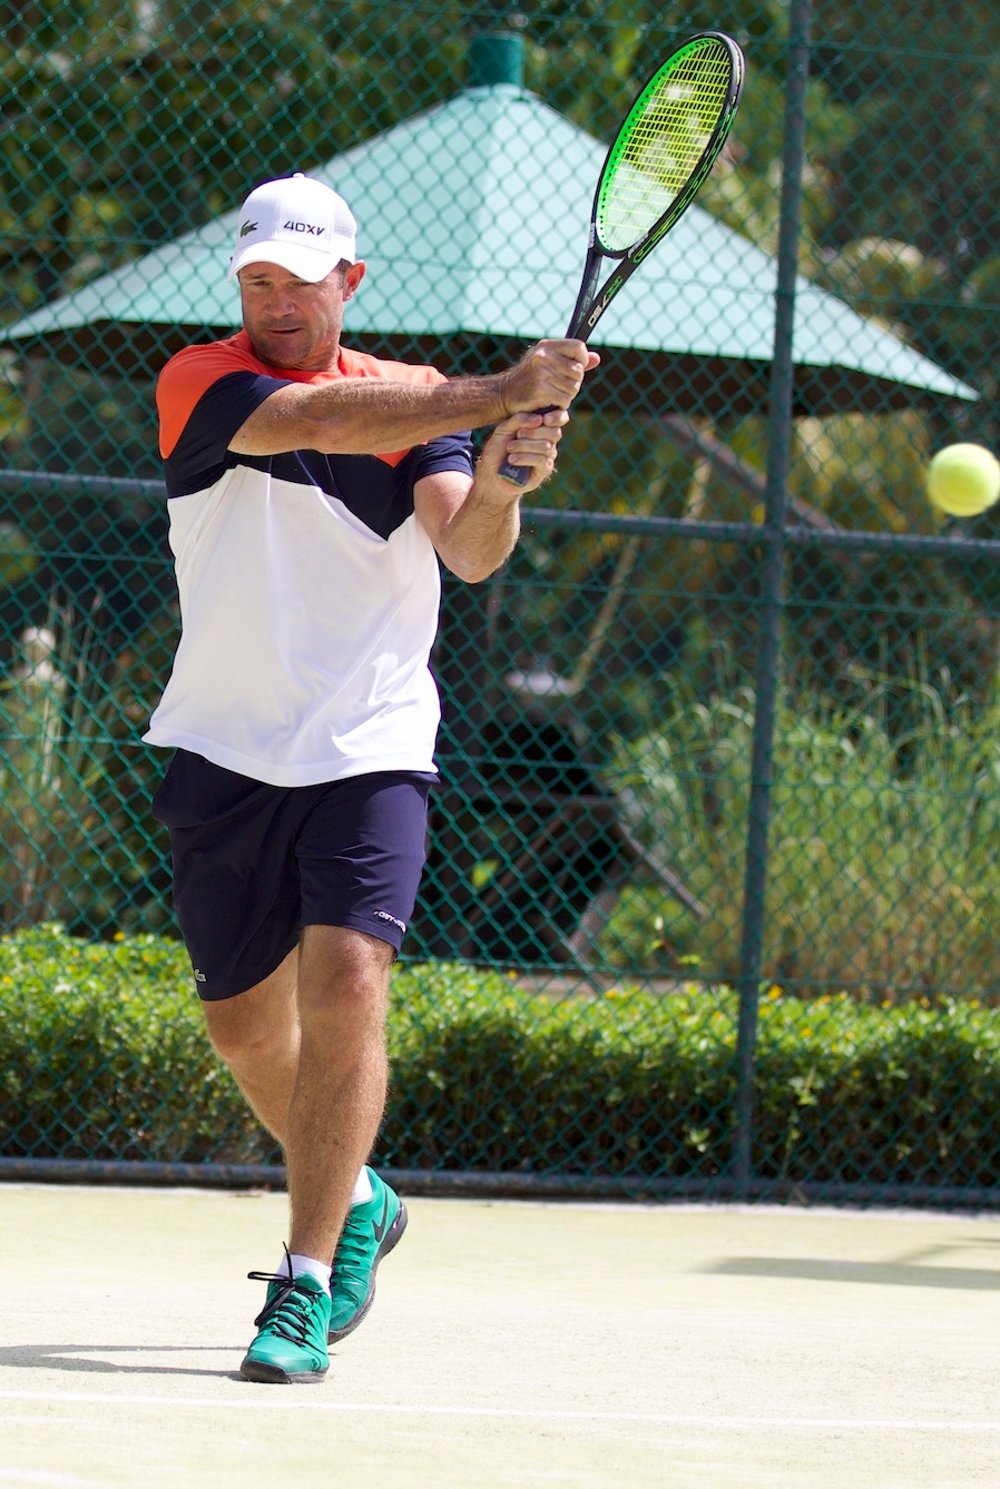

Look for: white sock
[279,1253,332,1288]
[350,1166,374,1207]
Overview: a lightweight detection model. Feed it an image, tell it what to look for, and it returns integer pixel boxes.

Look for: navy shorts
[151,751,435,1000]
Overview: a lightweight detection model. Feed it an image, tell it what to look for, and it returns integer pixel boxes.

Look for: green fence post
[734,0,814,1194]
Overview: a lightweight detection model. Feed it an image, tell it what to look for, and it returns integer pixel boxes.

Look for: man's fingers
[503,340,599,413]
[479,411,565,490]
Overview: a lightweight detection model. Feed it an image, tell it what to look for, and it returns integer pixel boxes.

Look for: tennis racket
[500,30,745,486]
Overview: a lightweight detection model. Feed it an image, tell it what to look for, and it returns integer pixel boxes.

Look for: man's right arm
[227,339,597,457]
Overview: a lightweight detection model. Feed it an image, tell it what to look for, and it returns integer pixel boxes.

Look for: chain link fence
[1,0,997,1201]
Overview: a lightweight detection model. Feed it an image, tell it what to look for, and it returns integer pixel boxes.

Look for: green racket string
[596,38,734,252]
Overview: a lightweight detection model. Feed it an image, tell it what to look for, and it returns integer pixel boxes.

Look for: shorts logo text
[374,909,406,935]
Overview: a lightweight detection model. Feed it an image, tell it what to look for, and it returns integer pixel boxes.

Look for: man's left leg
[241,924,405,1383]
[290,925,408,1341]
[286,924,392,1259]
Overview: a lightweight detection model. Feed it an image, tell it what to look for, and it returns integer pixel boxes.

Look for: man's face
[237,260,365,371]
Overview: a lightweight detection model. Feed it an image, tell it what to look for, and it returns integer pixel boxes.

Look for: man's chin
[256,332,308,368]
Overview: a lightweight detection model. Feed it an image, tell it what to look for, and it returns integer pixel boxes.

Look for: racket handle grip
[497,403,559,487]
[498,456,533,488]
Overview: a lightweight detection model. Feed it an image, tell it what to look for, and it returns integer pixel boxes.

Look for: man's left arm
[415,408,568,584]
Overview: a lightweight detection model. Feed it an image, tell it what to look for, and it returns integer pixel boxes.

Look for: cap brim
[228,238,354,283]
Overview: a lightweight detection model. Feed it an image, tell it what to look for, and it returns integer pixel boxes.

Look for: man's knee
[296,926,393,1037]
[201,957,298,1069]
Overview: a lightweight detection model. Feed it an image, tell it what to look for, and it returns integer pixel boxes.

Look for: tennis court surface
[2,1184,998,1488]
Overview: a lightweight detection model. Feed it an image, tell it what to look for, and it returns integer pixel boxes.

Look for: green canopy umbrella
[0,35,975,413]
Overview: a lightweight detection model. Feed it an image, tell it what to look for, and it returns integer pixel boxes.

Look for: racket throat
[567,250,606,340]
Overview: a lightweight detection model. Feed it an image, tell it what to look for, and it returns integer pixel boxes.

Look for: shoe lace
[332,1210,371,1293]
[247,1247,318,1341]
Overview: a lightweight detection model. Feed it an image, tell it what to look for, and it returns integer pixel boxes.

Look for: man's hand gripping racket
[500,31,746,486]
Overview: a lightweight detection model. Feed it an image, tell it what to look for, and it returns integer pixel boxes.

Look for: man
[145,173,598,1385]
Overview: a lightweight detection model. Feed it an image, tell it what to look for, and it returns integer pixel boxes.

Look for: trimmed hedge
[1,924,999,1192]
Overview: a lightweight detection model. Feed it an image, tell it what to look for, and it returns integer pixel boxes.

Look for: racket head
[592,32,745,259]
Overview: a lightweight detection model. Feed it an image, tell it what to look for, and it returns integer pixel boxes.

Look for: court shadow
[701,1256,1000,1290]
[0,1341,243,1380]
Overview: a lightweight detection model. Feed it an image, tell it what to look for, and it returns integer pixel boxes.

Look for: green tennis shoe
[328,1167,408,1343]
[241,1264,331,1384]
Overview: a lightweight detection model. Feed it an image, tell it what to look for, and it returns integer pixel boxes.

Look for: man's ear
[343,260,366,300]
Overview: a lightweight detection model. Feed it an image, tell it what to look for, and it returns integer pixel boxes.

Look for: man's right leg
[200,949,300,1142]
[156,756,334,1379]
[200,942,400,1384]
[157,758,416,1380]
[201,955,336,1384]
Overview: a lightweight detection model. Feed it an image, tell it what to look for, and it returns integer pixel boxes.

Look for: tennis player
[145,173,598,1384]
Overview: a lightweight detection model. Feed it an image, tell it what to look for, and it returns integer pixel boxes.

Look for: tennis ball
[925,443,1000,518]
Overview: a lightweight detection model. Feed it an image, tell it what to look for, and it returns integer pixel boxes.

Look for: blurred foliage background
[0,0,997,1192]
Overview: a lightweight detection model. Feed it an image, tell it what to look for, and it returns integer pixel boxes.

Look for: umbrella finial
[468,31,524,89]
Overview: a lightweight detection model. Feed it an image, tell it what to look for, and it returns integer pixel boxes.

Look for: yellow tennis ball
[925,443,1000,517]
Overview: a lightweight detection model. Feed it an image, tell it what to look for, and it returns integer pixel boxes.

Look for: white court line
[0,1390,997,1433]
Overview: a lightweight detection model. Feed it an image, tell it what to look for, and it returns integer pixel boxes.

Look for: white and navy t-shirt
[143,330,474,787]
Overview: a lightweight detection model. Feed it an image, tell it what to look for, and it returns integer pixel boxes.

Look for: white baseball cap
[228,173,358,282]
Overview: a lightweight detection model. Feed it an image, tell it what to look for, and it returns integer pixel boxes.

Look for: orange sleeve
[156,340,449,459]
[156,339,263,458]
